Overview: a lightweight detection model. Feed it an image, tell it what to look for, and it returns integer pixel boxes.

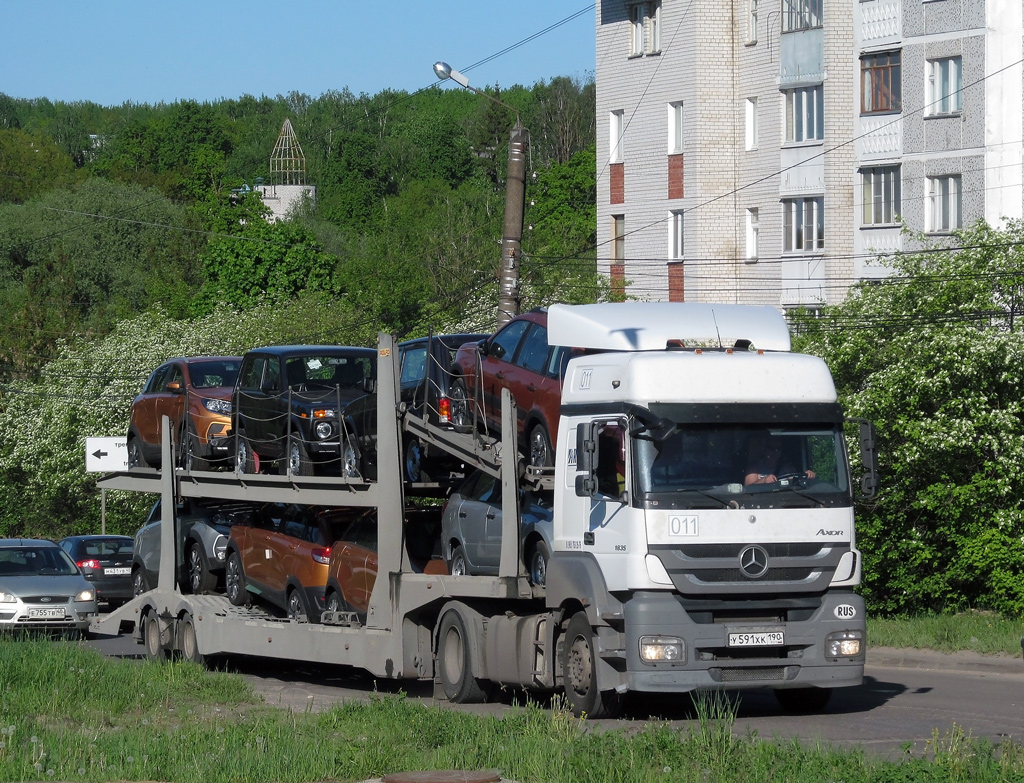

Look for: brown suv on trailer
[128,356,242,470]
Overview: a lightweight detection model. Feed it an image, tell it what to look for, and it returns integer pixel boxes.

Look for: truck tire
[225,552,250,607]
[178,613,205,666]
[437,609,489,704]
[774,687,832,713]
[561,612,622,718]
[187,542,217,594]
[142,612,168,662]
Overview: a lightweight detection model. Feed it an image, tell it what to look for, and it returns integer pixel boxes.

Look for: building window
[745,97,758,150]
[609,110,624,163]
[782,197,824,252]
[860,165,901,225]
[861,51,902,114]
[784,85,823,142]
[926,57,963,115]
[612,215,625,262]
[746,208,759,260]
[629,1,662,56]
[782,0,822,32]
[927,175,962,232]
[747,0,758,44]
[669,210,684,260]
[668,101,684,153]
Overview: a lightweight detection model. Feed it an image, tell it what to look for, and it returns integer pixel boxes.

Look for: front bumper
[0,597,98,631]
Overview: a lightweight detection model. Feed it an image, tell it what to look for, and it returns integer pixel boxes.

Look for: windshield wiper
[650,488,731,508]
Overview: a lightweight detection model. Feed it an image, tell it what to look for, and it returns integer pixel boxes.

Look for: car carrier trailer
[93,303,877,718]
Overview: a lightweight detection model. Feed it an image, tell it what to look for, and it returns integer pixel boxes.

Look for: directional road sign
[85,437,129,473]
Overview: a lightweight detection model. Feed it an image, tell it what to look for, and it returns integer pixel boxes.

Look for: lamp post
[434,61,528,326]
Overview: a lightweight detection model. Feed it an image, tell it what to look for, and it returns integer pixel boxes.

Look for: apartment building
[595,0,1024,306]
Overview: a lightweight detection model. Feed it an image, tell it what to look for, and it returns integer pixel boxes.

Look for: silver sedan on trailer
[0,539,98,634]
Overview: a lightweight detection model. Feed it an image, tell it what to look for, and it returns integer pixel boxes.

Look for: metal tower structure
[269,118,306,186]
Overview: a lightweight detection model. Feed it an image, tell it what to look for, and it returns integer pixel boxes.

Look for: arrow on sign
[92,449,108,459]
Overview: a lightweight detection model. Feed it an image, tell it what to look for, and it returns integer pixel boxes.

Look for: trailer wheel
[437,609,489,704]
[179,613,205,666]
[774,687,832,713]
[225,552,250,607]
[561,612,622,718]
[142,612,168,662]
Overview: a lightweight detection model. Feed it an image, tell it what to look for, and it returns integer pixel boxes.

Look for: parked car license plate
[28,607,66,619]
[104,567,131,576]
[728,631,784,647]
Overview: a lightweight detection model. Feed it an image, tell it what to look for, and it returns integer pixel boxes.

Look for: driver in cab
[744,433,815,486]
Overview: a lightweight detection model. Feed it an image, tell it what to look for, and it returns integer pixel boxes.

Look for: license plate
[104,567,131,576]
[728,631,784,647]
[28,607,65,619]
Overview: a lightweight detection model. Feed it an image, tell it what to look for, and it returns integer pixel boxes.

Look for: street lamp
[434,60,528,326]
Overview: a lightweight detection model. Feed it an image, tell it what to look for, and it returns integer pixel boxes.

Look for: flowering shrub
[796,220,1024,615]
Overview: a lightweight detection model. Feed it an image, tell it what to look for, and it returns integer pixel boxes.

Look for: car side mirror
[166,381,183,394]
[362,377,376,394]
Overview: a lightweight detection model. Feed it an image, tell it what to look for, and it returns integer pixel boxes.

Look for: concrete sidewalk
[867,645,1023,674]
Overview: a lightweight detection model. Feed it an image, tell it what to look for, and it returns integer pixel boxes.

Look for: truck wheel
[528,540,550,587]
[142,612,168,662]
[449,378,470,430]
[179,613,205,666]
[449,545,469,577]
[774,687,832,713]
[225,552,250,607]
[529,423,554,468]
[132,568,150,597]
[561,612,622,718]
[187,542,217,594]
[282,435,312,477]
[437,609,489,703]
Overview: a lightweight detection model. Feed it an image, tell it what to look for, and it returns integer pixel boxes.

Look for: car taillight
[311,546,331,565]
[78,559,102,570]
[438,396,451,424]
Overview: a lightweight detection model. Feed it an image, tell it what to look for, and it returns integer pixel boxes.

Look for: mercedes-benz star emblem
[738,545,769,579]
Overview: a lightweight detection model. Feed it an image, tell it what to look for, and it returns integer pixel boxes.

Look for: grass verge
[868,611,1023,656]
[2,637,1023,783]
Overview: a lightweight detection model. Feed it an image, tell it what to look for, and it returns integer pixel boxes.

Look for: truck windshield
[634,423,852,508]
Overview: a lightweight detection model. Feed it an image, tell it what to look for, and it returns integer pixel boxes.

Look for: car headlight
[204,398,232,415]
[639,635,686,663]
[75,589,96,602]
[315,421,333,439]
[0,592,16,603]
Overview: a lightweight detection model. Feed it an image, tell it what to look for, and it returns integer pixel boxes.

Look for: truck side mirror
[362,377,376,394]
[575,423,598,497]
[855,419,879,499]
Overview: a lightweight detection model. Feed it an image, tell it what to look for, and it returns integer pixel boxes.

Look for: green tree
[0,128,77,203]
[794,219,1024,616]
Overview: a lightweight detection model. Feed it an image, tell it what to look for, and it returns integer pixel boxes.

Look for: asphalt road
[86,630,1024,759]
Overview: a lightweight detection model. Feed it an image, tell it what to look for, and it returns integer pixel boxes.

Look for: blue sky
[0,2,596,106]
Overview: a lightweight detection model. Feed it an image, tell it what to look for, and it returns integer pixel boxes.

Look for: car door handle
[495,371,505,380]
[527,383,537,392]
[485,513,496,520]
[458,511,467,518]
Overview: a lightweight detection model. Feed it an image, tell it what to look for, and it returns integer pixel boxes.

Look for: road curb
[868,645,1023,674]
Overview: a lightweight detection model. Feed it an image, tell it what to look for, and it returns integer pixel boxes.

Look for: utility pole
[433,61,526,326]
[499,122,528,325]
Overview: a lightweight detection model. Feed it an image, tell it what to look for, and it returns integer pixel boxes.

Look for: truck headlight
[315,421,333,439]
[825,630,863,658]
[640,635,686,663]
